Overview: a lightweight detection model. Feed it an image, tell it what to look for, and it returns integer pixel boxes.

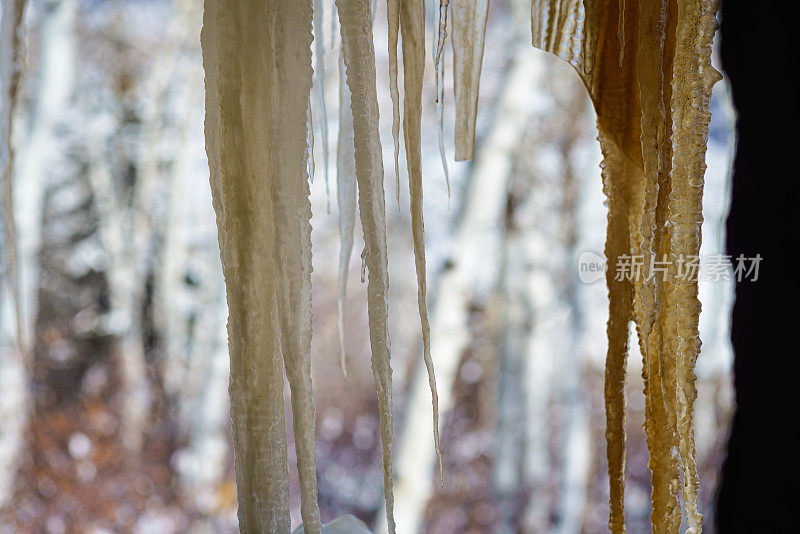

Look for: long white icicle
[313,0,331,211]
[387,0,401,203]
[336,0,396,532]
[336,51,356,376]
[435,0,451,193]
[399,0,443,483]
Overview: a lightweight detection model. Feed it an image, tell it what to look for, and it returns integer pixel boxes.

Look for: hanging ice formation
[200,0,718,531]
[528,1,720,532]
[450,0,488,161]
[202,0,319,531]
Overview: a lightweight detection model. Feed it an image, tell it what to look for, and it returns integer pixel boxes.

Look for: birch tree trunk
[493,196,531,534]
[153,0,232,506]
[85,141,152,452]
[550,88,592,534]
[0,0,28,508]
[85,0,197,452]
[2,0,77,506]
[155,0,203,408]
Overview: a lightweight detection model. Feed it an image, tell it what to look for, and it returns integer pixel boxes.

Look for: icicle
[450,0,488,161]
[201,2,291,529]
[201,1,320,531]
[529,1,719,530]
[330,0,338,49]
[399,0,443,484]
[636,0,671,415]
[530,0,545,48]
[308,103,316,183]
[580,0,596,76]
[668,1,720,532]
[336,51,356,376]
[436,57,450,197]
[595,109,646,533]
[0,0,27,357]
[336,0,396,531]
[599,153,635,534]
[314,0,331,211]
[635,2,681,531]
[434,0,450,99]
[531,0,585,66]
[434,0,451,192]
[267,1,322,532]
[577,3,649,528]
[336,0,377,377]
[387,0,401,204]
[360,246,368,283]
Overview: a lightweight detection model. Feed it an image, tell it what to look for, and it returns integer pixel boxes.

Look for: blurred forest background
[0,0,736,532]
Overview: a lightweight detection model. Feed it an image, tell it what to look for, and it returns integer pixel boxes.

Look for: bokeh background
[0,0,736,532]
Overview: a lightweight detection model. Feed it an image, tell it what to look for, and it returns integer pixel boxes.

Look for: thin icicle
[399,0,443,484]
[387,0,401,204]
[336,51,356,377]
[307,103,316,183]
[434,0,450,98]
[582,3,649,527]
[360,246,368,283]
[434,0,451,193]
[336,0,396,532]
[599,150,638,534]
[436,56,450,197]
[335,0,378,377]
[313,0,331,211]
[635,2,681,530]
[330,0,338,49]
[450,0,488,161]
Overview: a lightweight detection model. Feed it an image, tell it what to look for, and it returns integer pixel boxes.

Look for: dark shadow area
[718,3,800,531]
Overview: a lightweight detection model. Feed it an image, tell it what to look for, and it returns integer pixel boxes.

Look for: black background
[717,2,800,531]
